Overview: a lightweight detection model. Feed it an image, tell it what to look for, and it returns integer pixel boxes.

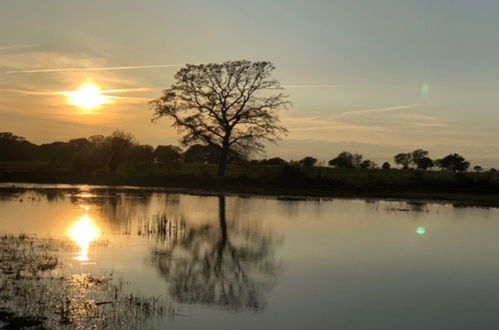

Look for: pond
[0,183,498,329]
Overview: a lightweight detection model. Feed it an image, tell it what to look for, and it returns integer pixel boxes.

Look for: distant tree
[154,145,182,165]
[381,161,391,170]
[411,149,428,165]
[360,159,378,169]
[131,145,154,164]
[298,156,318,167]
[149,60,290,176]
[0,132,38,161]
[259,157,287,166]
[39,142,72,163]
[415,157,434,171]
[473,165,483,173]
[328,151,362,168]
[436,154,470,172]
[184,144,220,164]
[104,130,137,174]
[490,168,497,173]
[394,153,411,169]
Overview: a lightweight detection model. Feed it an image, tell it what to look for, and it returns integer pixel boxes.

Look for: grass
[0,234,177,329]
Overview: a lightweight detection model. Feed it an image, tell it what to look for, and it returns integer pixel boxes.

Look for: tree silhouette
[149,196,280,311]
[153,145,183,165]
[381,161,391,170]
[394,153,411,169]
[183,144,221,164]
[0,132,38,161]
[149,60,289,176]
[473,165,483,173]
[258,157,287,166]
[436,154,470,172]
[298,156,318,167]
[328,151,362,168]
[415,157,434,171]
[360,159,377,169]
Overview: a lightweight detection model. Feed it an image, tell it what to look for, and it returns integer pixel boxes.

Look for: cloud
[5,64,183,74]
[0,87,153,96]
[0,44,29,51]
[283,84,350,88]
[0,88,58,96]
[340,104,427,117]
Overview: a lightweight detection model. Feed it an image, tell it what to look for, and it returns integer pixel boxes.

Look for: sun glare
[67,213,101,261]
[68,82,109,110]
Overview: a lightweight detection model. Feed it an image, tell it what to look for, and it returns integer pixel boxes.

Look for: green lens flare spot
[416,227,426,235]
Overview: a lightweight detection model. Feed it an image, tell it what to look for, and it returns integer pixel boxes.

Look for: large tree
[436,153,470,172]
[149,60,290,176]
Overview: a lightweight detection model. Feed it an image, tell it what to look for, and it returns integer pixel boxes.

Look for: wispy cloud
[283,84,350,88]
[0,87,152,96]
[0,44,29,51]
[340,104,427,117]
[0,88,58,96]
[5,64,183,74]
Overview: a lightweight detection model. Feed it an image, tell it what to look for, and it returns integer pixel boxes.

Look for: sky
[1,0,499,167]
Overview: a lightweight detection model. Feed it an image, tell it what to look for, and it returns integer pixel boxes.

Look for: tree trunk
[217,147,229,176]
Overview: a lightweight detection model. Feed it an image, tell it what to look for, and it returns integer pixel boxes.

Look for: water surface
[1,184,498,329]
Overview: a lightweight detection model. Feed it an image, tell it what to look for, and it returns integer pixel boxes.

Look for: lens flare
[67,213,100,261]
[416,226,426,235]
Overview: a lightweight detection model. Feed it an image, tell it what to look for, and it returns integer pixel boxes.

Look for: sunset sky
[1,0,498,166]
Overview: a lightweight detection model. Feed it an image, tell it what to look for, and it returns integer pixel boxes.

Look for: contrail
[5,64,183,74]
[0,88,57,95]
[340,104,427,116]
[0,87,153,95]
[283,84,350,88]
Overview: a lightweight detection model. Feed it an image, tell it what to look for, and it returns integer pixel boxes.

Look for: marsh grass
[0,234,178,329]
[137,213,185,243]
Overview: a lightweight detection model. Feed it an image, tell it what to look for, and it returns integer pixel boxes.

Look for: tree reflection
[150,196,280,311]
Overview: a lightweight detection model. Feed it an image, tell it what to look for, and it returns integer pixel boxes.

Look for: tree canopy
[149,60,290,176]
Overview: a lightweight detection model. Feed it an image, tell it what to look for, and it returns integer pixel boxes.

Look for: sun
[68,81,109,109]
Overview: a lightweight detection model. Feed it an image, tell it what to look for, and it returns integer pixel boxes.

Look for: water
[1,184,499,329]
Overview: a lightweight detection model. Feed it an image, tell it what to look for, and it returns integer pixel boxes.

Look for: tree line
[0,131,243,174]
[1,132,494,174]
[257,149,495,173]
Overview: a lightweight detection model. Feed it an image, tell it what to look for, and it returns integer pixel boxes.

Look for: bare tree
[149,60,290,176]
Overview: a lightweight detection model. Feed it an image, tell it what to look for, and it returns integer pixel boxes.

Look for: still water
[1,184,499,329]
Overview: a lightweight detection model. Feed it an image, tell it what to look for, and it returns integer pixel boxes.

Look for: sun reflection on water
[67,213,101,261]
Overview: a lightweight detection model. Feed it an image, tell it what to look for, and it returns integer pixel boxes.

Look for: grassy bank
[1,162,499,207]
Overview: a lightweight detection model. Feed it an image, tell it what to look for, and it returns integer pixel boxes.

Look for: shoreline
[1,177,498,208]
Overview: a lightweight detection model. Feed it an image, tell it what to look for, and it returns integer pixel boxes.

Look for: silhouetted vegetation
[149,60,289,176]
[1,132,498,207]
[328,151,363,168]
[436,153,470,172]
[298,156,318,167]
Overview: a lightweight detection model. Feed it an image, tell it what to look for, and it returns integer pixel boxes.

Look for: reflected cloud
[67,213,101,261]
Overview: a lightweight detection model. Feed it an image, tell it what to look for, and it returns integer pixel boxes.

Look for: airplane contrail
[283,84,350,88]
[340,104,427,116]
[0,87,153,95]
[5,64,183,74]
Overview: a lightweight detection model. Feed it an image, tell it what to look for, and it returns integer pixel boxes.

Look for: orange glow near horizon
[67,213,101,261]
[67,81,110,110]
